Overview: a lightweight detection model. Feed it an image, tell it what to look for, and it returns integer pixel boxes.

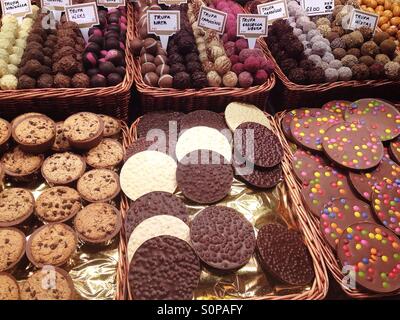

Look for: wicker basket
[115,114,329,300]
[274,110,400,299]
[0,7,134,122]
[131,1,276,113]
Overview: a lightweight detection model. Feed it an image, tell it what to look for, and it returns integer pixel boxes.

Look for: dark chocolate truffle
[90,74,107,87]
[53,46,77,61]
[21,59,43,78]
[186,61,202,73]
[369,62,385,79]
[37,74,54,88]
[24,49,45,63]
[83,52,98,69]
[281,58,298,74]
[191,71,207,89]
[173,71,191,89]
[107,73,123,86]
[71,73,90,88]
[168,53,184,64]
[18,75,36,89]
[53,56,80,76]
[170,63,186,75]
[308,67,325,83]
[99,61,116,76]
[54,73,71,88]
[185,52,199,62]
[85,42,101,55]
[115,66,126,78]
[351,63,370,80]
[288,68,307,84]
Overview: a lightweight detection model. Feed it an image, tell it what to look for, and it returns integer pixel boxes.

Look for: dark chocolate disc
[371,180,400,235]
[322,100,351,118]
[233,154,282,189]
[349,153,400,201]
[292,149,328,185]
[190,206,256,270]
[125,191,189,240]
[301,166,357,217]
[129,235,201,300]
[256,223,315,286]
[322,122,384,170]
[290,108,342,151]
[281,109,307,141]
[180,110,228,132]
[320,197,374,250]
[344,99,400,142]
[176,150,233,204]
[137,111,184,139]
[124,138,155,162]
[389,137,400,165]
[337,222,400,293]
[234,122,283,168]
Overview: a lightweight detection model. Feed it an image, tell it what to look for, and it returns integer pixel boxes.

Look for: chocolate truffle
[238,71,254,88]
[156,64,170,76]
[90,74,107,87]
[186,61,202,73]
[191,71,207,89]
[170,63,186,75]
[107,73,123,86]
[37,74,54,88]
[24,49,44,63]
[21,59,42,78]
[168,53,184,64]
[281,58,298,74]
[54,73,71,88]
[158,74,173,88]
[54,56,80,76]
[83,52,98,69]
[130,38,143,57]
[333,48,347,60]
[54,46,77,61]
[359,55,375,67]
[308,67,325,83]
[144,72,159,86]
[18,75,36,89]
[72,73,90,88]
[288,67,307,84]
[369,62,385,79]
[207,70,222,87]
[380,39,396,57]
[173,71,191,89]
[351,63,369,80]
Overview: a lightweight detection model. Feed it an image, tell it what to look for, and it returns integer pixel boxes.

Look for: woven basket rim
[131,1,276,98]
[274,110,400,299]
[0,6,134,101]
[115,114,329,300]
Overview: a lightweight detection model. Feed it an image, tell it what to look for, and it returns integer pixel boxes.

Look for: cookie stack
[283,98,400,293]
[0,112,124,300]
[121,103,314,300]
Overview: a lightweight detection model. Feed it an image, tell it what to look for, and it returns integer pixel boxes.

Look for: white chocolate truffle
[2,15,17,26]
[9,54,21,66]
[0,59,9,77]
[0,39,12,52]
[18,30,30,40]
[7,64,18,75]
[0,49,9,63]
[0,74,18,89]
[15,39,27,49]
[12,46,24,57]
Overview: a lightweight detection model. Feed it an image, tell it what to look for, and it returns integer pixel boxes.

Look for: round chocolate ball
[105,49,124,66]
[156,64,170,76]
[144,72,159,87]
[85,42,101,55]
[115,66,126,78]
[130,38,143,57]
[83,52,98,69]
[99,61,116,76]
[173,71,191,89]
[107,73,123,86]
[158,74,173,88]
[141,62,156,75]
[87,68,99,77]
[90,74,107,87]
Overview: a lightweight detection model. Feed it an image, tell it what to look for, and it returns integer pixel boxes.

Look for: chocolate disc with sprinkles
[322,122,384,171]
[281,109,307,141]
[301,166,357,217]
[337,222,400,293]
[349,153,400,201]
[389,137,400,165]
[290,108,342,151]
[320,198,374,250]
[371,180,400,235]
[322,100,351,119]
[344,99,400,142]
[292,149,328,185]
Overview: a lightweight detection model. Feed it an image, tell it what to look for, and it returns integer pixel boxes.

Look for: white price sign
[65,2,99,42]
[158,0,187,5]
[257,0,288,24]
[41,0,71,10]
[197,6,227,34]
[237,14,268,49]
[97,0,126,9]
[1,0,32,18]
[301,0,334,16]
[147,10,180,49]
[345,8,378,31]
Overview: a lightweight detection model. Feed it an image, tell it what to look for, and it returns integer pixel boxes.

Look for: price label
[257,0,288,24]
[197,6,227,34]
[1,0,32,18]
[237,14,268,49]
[344,8,378,31]
[147,10,180,49]
[65,2,99,27]
[301,0,334,16]
[41,0,71,11]
[97,0,125,9]
[158,0,187,6]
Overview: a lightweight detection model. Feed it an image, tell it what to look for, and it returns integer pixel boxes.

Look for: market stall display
[0,112,129,300]
[117,103,328,300]
[275,98,400,298]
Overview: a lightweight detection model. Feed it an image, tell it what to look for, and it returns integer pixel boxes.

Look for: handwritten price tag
[147,10,180,49]
[97,0,125,9]
[237,14,268,49]
[257,0,288,24]
[158,0,187,5]
[1,0,32,18]
[301,0,334,16]
[65,2,99,42]
[41,0,71,10]
[344,8,378,32]
[197,6,227,34]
